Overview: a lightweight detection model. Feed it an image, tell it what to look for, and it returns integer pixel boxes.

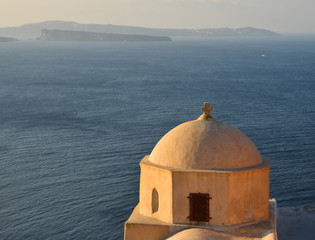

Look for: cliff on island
[0,21,281,39]
[38,29,172,42]
[0,36,18,42]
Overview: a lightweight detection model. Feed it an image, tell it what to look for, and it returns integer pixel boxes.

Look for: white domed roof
[149,103,263,170]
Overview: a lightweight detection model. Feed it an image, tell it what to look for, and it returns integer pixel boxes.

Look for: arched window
[152,188,159,213]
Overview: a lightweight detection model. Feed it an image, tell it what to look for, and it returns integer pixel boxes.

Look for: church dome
[166,228,237,240]
[149,103,263,170]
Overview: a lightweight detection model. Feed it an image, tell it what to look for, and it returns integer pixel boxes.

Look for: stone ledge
[124,199,277,240]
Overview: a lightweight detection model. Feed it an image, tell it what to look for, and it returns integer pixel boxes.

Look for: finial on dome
[199,102,214,120]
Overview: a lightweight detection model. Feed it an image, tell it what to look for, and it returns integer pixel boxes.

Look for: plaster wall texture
[149,119,263,170]
[139,161,173,223]
[172,170,229,225]
[165,228,249,240]
[140,157,270,226]
[171,162,270,225]
[124,200,277,240]
[228,167,270,225]
[124,222,171,240]
[124,205,184,240]
[165,228,276,240]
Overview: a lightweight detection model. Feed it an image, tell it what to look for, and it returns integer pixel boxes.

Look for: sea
[0,36,314,240]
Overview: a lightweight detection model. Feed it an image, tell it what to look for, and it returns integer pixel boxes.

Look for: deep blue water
[0,36,314,240]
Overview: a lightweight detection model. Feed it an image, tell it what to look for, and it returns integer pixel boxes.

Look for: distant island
[0,36,18,42]
[0,21,281,39]
[38,29,172,42]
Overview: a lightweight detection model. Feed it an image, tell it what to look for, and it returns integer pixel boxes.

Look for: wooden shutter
[187,193,211,222]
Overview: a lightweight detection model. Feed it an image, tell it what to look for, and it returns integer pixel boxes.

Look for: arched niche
[152,188,159,213]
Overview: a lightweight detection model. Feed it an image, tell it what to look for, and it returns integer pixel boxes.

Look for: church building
[124,102,277,240]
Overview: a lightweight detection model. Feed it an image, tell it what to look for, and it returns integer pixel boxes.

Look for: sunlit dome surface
[149,103,263,170]
[166,228,237,240]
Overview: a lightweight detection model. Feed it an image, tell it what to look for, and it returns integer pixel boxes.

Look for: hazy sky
[0,0,314,33]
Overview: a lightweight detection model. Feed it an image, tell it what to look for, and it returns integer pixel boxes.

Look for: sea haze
[0,36,314,239]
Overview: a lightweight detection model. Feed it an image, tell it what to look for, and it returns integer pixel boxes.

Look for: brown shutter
[187,193,211,222]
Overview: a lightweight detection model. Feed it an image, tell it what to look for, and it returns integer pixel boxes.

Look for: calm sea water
[0,36,314,240]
